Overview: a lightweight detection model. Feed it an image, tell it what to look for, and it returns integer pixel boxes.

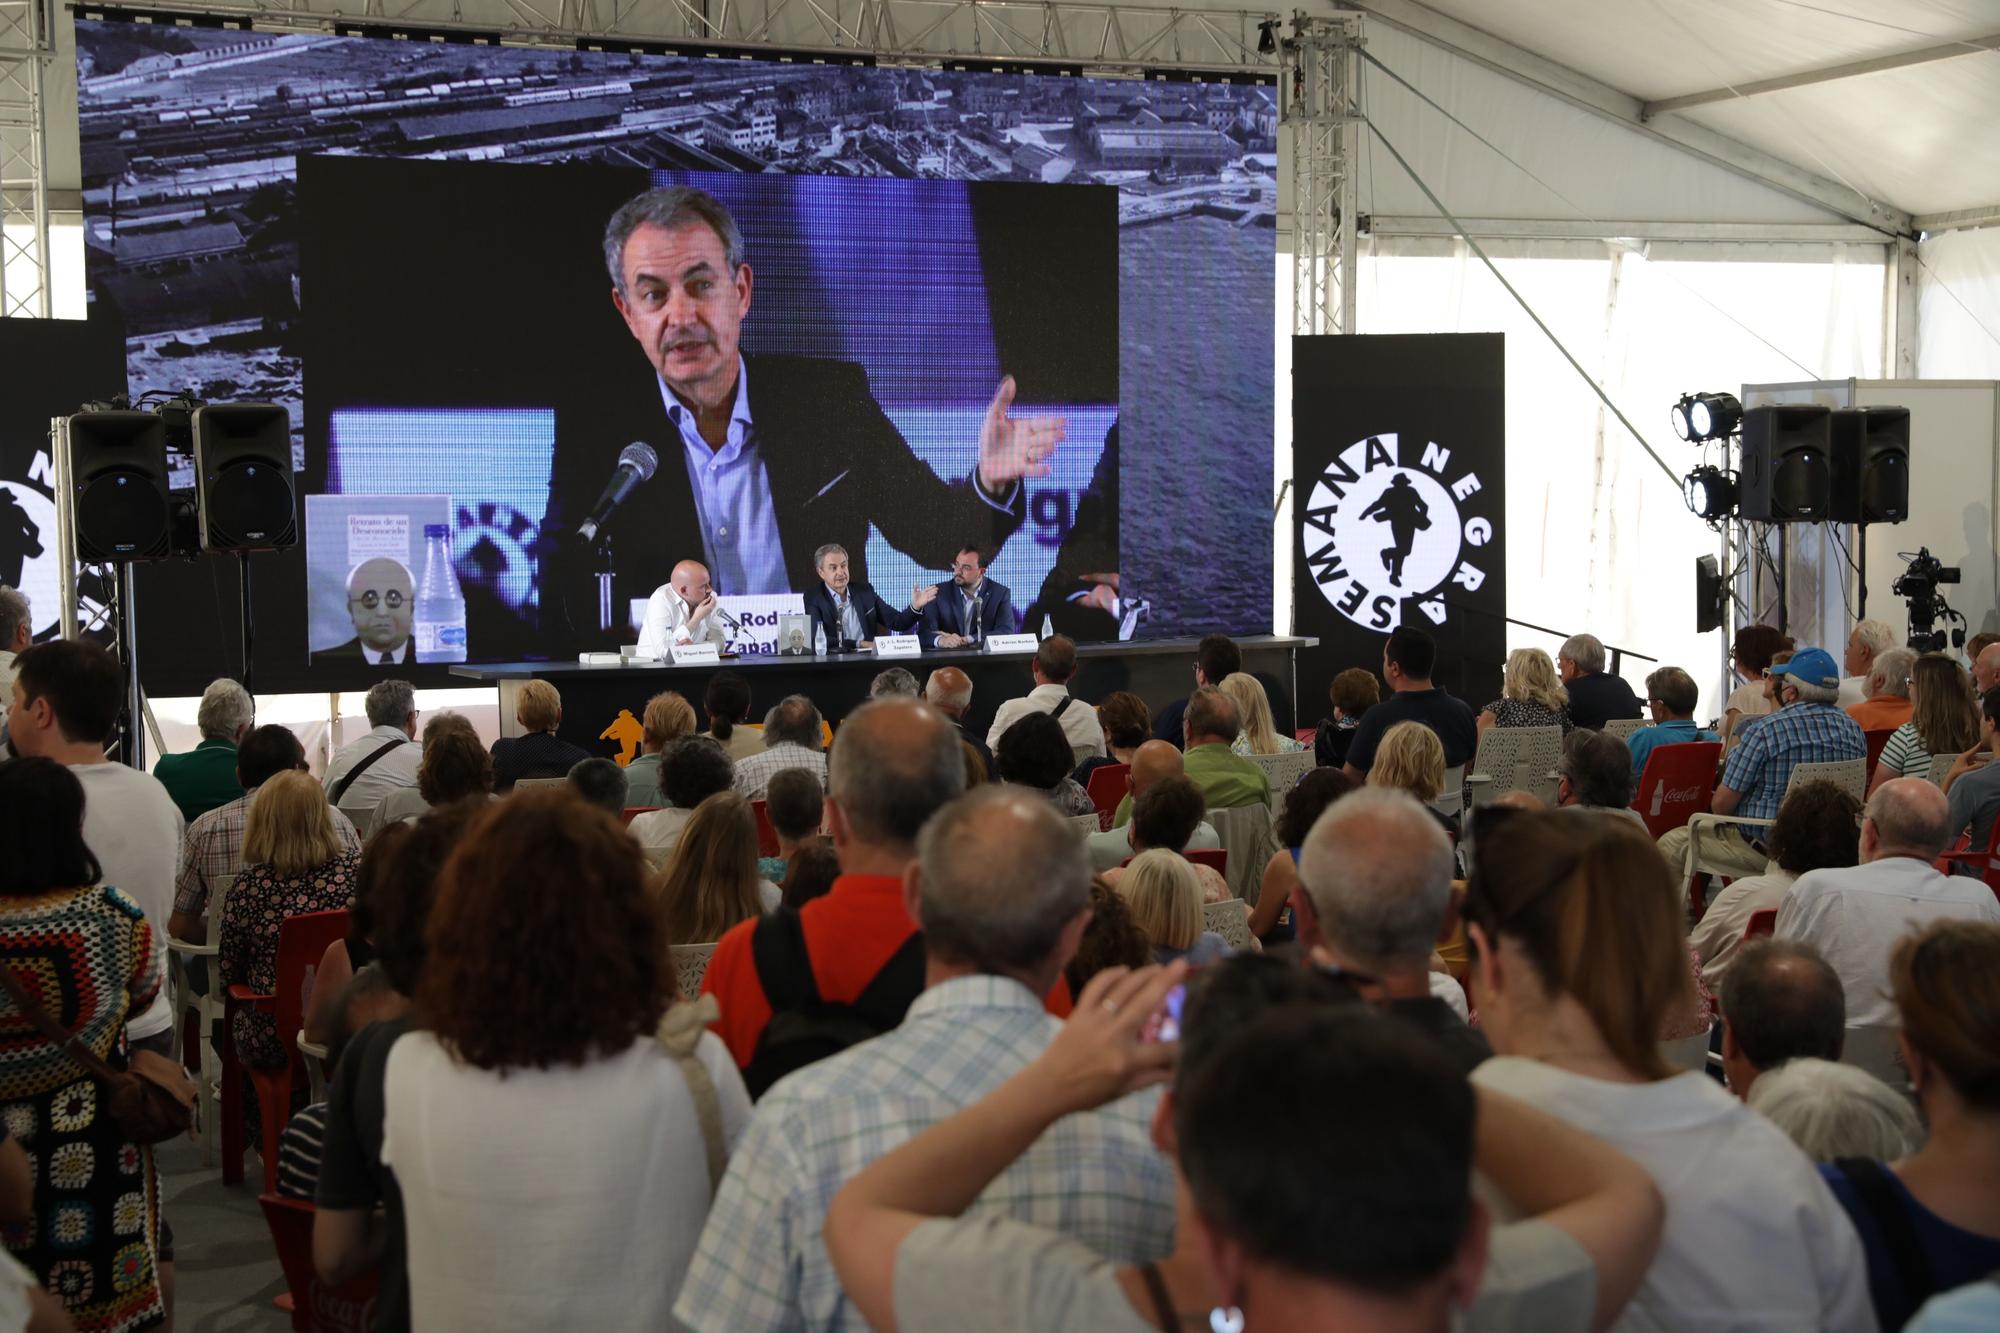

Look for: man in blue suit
[800,543,925,652]
[918,546,1018,650]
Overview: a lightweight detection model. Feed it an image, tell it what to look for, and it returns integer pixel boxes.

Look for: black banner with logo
[1293,333,1506,724]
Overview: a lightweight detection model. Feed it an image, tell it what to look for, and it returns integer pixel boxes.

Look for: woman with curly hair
[1477,647,1571,738]
[1690,781,1860,989]
[385,790,751,1329]
[994,711,1097,817]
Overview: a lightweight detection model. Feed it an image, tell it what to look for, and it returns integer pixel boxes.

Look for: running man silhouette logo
[598,709,644,767]
[1301,433,1494,633]
[0,488,43,591]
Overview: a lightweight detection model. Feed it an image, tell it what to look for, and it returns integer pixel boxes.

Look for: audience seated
[1820,921,2000,1329]
[1692,781,1859,989]
[372,712,492,828]
[1478,647,1572,738]
[153,676,253,821]
[1342,626,1477,781]
[1150,633,1240,749]
[1367,721,1456,835]
[567,756,628,816]
[1941,685,2000,863]
[0,757,171,1331]
[678,786,1173,1332]
[994,710,1098,816]
[220,769,364,1074]
[1464,808,1873,1328]
[1873,654,1978,795]
[1625,666,1719,782]
[323,679,423,821]
[1117,849,1231,964]
[1064,877,1151,996]
[624,690,697,807]
[1840,618,1900,710]
[1749,1059,1924,1163]
[1731,645,1797,753]
[277,964,404,1202]
[1657,646,1867,879]
[0,585,26,736]
[1555,729,1644,823]
[1177,687,1272,811]
[1074,689,1148,785]
[1777,778,2000,1047]
[700,699,966,1085]
[1103,737,1224,841]
[826,956,1668,1333]
[1313,665,1379,769]
[777,840,841,911]
[654,791,781,943]
[734,694,828,801]
[1249,767,1356,944]
[922,666,991,776]
[759,766,824,882]
[1097,775,1225,896]
[1973,637,2000,694]
[1721,623,1791,749]
[631,735,736,853]
[172,722,360,946]
[1849,646,1917,732]
[984,634,1104,760]
[1557,634,1644,732]
[382,791,751,1330]
[1716,938,1847,1097]
[489,679,590,792]
[868,667,919,700]
[702,671,763,762]
[1293,787,1484,1058]
[1219,671,1305,756]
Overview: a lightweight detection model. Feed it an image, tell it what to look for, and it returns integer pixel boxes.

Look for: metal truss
[0,0,52,317]
[1282,10,1360,335]
[80,0,1287,77]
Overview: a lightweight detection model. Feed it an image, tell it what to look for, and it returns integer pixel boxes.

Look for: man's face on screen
[613,220,752,411]
[952,551,984,590]
[818,551,851,596]
[348,558,413,653]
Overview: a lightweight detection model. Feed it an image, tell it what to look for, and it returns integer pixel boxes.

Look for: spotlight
[1671,391,1742,443]
[1258,17,1280,54]
[1682,465,1738,521]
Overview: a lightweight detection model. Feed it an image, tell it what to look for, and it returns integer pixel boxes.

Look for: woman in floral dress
[0,757,165,1332]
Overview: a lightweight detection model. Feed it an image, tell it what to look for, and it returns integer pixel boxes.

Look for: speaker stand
[238,551,256,695]
[113,563,146,769]
[1854,524,1868,621]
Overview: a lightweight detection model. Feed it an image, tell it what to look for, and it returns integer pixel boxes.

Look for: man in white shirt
[1837,618,1896,710]
[984,634,1103,759]
[733,694,828,802]
[630,735,736,854]
[322,678,423,828]
[1777,776,2000,1038]
[636,558,728,659]
[675,785,1175,1333]
[8,639,182,1046]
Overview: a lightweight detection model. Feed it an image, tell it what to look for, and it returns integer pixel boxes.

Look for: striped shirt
[1719,702,1866,822]
[674,975,1176,1333]
[731,742,828,803]
[276,1101,328,1200]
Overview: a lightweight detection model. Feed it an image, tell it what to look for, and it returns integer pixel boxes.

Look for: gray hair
[1720,938,1845,1072]
[916,785,1090,974]
[1558,633,1606,675]
[1851,618,1898,657]
[0,586,28,645]
[1297,787,1454,966]
[602,186,745,296]
[1867,646,1917,698]
[1560,729,1634,809]
[830,699,966,849]
[924,670,973,711]
[364,679,418,729]
[196,677,254,742]
[763,694,825,750]
[566,756,629,816]
[1866,777,1953,860]
[869,667,920,700]
[1787,679,1841,706]
[1747,1058,1925,1163]
[812,543,847,573]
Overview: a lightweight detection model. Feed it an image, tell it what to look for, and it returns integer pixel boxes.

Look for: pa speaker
[192,403,296,552]
[66,410,172,561]
[1737,404,1831,523]
[1828,405,1910,525]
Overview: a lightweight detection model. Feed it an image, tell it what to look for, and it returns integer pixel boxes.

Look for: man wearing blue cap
[1656,646,1866,879]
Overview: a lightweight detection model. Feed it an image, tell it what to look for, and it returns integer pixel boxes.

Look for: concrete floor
[157,1135,291,1332]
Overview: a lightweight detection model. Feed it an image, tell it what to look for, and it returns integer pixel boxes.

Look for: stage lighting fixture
[1682,464,1737,521]
[1671,391,1742,443]
[1258,18,1280,53]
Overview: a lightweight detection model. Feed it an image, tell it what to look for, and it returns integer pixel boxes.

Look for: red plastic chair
[1863,728,1895,781]
[1936,820,2000,898]
[1185,848,1228,876]
[751,800,781,857]
[1631,741,1723,840]
[1085,764,1130,833]
[260,1194,380,1332]
[225,910,351,1192]
[1745,908,1777,940]
[1294,727,1316,745]
[620,806,660,827]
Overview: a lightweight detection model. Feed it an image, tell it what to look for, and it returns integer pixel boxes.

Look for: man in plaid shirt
[732,694,829,802]
[1656,646,1865,880]
[675,785,1175,1332]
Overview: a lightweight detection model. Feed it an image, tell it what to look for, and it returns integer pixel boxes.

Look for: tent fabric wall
[1917,227,2000,379]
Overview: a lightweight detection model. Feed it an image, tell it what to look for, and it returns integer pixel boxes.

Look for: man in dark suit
[800,544,924,652]
[917,545,1017,650]
[311,557,414,667]
[542,185,1067,644]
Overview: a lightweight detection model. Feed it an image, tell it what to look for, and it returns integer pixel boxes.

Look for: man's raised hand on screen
[977,376,1065,494]
[911,584,939,611]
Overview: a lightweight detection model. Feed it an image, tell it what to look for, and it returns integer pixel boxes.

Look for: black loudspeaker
[1695,555,1725,634]
[1737,404,1831,523]
[192,403,297,552]
[1828,405,1910,524]
[66,410,172,561]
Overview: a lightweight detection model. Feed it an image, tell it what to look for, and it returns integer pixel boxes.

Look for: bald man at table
[638,559,729,658]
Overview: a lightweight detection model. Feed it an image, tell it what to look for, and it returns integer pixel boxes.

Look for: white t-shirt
[1472,1057,1874,1332]
[72,760,183,1039]
[1429,969,1469,1020]
[321,724,422,821]
[631,806,694,853]
[383,1027,751,1332]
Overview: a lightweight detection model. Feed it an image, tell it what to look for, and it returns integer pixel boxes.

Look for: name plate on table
[874,635,922,658]
[984,633,1039,654]
[670,642,722,665]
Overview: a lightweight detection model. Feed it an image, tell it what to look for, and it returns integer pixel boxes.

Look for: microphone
[576,442,658,543]
[713,603,744,635]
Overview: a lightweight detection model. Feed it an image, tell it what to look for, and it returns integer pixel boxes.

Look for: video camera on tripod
[1892,547,1964,652]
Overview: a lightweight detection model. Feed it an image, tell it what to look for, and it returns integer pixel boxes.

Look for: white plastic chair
[1202,899,1254,952]
[1244,749,1315,795]
[1067,812,1104,836]
[1924,753,1957,788]
[670,943,717,999]
[167,874,232,1167]
[297,1033,330,1104]
[1208,803,1279,901]
[1603,717,1647,742]
[1464,726,1563,810]
[511,776,568,792]
[1430,764,1467,822]
[1681,758,1868,885]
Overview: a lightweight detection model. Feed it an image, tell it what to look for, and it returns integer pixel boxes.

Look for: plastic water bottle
[413,523,468,664]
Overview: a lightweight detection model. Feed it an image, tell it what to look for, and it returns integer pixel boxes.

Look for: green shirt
[152,738,244,823]
[623,752,664,808]
[1111,743,1272,828]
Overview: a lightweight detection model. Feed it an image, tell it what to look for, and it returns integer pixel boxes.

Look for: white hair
[1747,1058,1924,1163]
[1851,619,1898,657]
[924,671,973,710]
[1558,633,1606,675]
[1867,646,1917,698]
[1788,680,1841,706]
[196,677,254,741]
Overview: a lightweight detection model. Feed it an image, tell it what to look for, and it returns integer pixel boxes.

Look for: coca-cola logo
[311,1281,377,1332]
[1664,785,1703,804]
